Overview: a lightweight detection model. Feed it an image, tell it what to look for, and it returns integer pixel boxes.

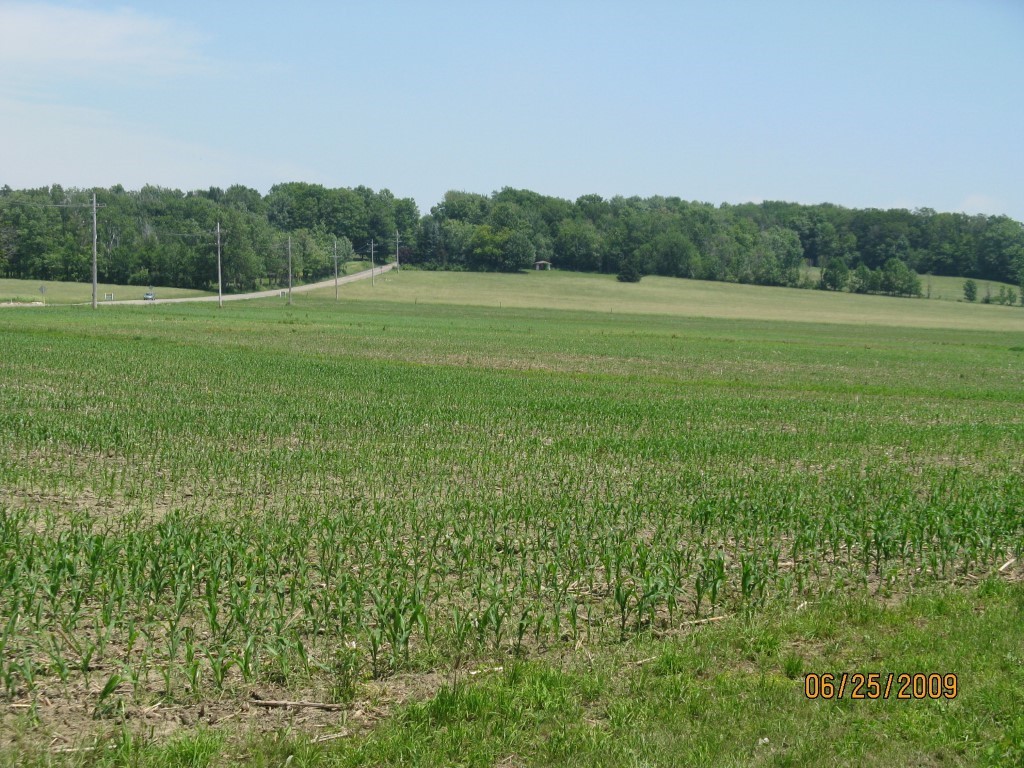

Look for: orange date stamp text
[803,672,958,700]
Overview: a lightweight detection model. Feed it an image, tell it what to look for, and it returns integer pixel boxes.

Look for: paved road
[110,263,395,305]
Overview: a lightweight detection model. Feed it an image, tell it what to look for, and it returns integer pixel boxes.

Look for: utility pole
[288,235,293,305]
[334,235,339,301]
[18,194,102,306]
[92,192,98,309]
[216,221,223,309]
[395,229,401,270]
[370,239,375,287]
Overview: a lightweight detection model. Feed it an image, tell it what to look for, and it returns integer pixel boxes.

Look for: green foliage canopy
[2,184,1023,297]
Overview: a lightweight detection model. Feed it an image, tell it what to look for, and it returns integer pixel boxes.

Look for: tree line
[2,183,1023,297]
[0,183,416,291]
[413,190,1024,297]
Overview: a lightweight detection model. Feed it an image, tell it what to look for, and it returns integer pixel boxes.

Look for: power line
[1,200,230,307]
[92,194,98,309]
[1,201,99,209]
[216,221,223,309]
[333,235,340,301]
[0,195,105,309]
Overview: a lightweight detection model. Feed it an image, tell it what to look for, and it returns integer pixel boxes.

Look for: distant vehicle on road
[143,292,155,301]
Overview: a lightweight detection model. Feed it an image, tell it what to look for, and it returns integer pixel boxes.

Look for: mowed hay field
[0,279,213,305]
[0,273,1022,766]
[0,260,375,307]
[797,267,1020,304]
[315,268,1024,331]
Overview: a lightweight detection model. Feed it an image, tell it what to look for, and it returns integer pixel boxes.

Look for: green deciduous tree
[821,257,850,291]
[617,254,642,283]
[849,264,871,294]
[635,230,697,278]
[880,259,920,297]
[555,218,602,272]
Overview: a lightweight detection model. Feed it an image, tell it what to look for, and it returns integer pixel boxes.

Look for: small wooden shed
[534,260,552,271]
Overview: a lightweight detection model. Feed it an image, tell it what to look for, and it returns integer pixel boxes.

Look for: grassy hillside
[308,268,1024,332]
[0,261,375,306]
[0,278,213,305]
[0,281,1021,765]
[800,265,1022,303]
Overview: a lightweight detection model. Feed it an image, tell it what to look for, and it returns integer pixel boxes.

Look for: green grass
[0,271,1021,765]
[917,273,1019,303]
[0,278,213,305]
[6,585,1020,766]
[801,266,1019,304]
[302,582,1024,767]
[0,260,372,305]
[342,258,374,275]
[312,269,1024,331]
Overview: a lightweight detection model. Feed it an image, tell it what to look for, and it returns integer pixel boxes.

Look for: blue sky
[1,1,1022,220]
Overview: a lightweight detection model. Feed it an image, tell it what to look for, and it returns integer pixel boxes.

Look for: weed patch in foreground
[13,584,1014,767]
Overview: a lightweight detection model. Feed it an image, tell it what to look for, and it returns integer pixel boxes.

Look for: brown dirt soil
[1,668,448,755]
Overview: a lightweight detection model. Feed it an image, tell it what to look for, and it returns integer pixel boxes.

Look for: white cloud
[0,96,309,192]
[0,2,206,81]
[0,4,287,192]
[958,194,1006,217]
